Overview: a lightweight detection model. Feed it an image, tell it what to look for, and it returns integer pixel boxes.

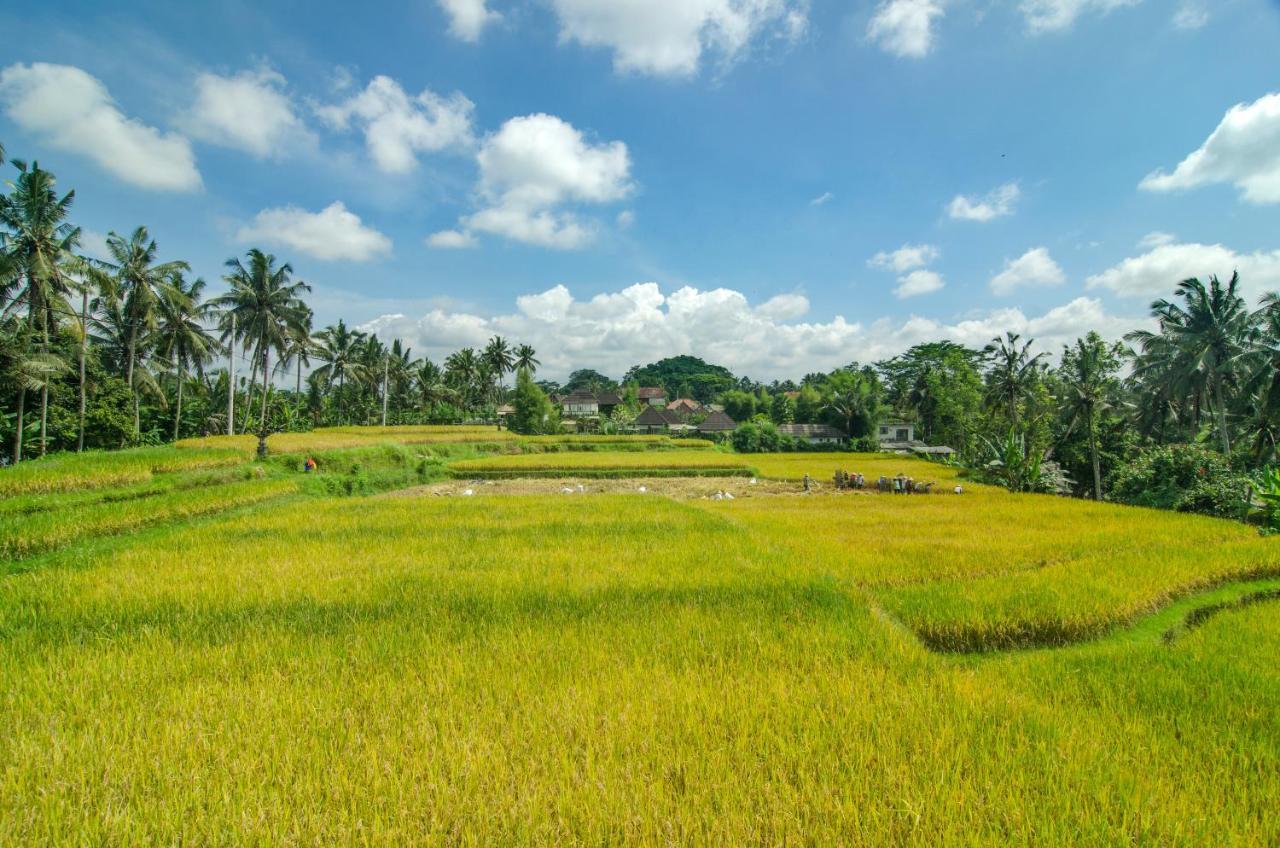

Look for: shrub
[1109,444,1251,519]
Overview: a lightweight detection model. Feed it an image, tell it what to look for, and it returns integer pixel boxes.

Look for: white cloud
[183,67,313,158]
[316,75,474,173]
[0,62,200,192]
[359,281,1137,380]
[1086,241,1280,301]
[78,229,111,261]
[236,201,392,261]
[616,209,636,229]
[990,247,1066,294]
[1139,92,1280,205]
[866,0,945,58]
[438,0,501,41]
[947,182,1020,221]
[1138,231,1176,249]
[809,191,834,206]
[426,229,478,249]
[1172,2,1208,29]
[548,0,808,78]
[1019,0,1141,34]
[450,113,632,249]
[895,269,945,298]
[869,243,939,273]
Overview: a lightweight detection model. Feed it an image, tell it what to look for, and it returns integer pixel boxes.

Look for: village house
[696,410,737,437]
[560,390,600,417]
[665,398,702,417]
[637,387,667,406]
[634,405,684,434]
[778,423,847,446]
[876,419,956,458]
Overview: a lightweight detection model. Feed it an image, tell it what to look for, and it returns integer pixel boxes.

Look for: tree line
[3,149,1278,520]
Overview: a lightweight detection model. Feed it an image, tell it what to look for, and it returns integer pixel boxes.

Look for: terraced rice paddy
[1,439,1277,844]
[449,449,754,478]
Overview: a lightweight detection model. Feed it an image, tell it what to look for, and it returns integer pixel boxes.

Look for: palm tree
[0,160,80,456]
[278,307,315,396]
[414,358,454,414]
[483,335,514,396]
[1126,274,1252,455]
[1240,291,1280,461]
[445,347,481,411]
[312,319,367,423]
[385,339,417,423]
[1059,333,1123,500]
[98,226,189,441]
[983,332,1045,429]
[821,369,882,438]
[212,249,310,437]
[0,316,65,461]
[514,343,539,374]
[155,274,219,440]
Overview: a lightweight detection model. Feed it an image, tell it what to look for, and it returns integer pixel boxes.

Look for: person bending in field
[304,457,318,473]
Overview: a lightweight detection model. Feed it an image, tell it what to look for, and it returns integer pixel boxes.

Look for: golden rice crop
[0,447,247,496]
[175,427,520,454]
[1,493,1276,844]
[0,477,298,561]
[448,449,754,477]
[750,451,972,487]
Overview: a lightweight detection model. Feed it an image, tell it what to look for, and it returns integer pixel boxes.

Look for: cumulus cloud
[990,247,1066,294]
[1019,0,1141,34]
[359,281,1137,380]
[895,269,945,298]
[426,229,478,249]
[1172,2,1208,29]
[869,243,939,273]
[441,113,632,249]
[548,0,808,78]
[947,182,1020,221]
[438,0,501,41]
[236,201,392,261]
[316,75,474,173]
[1138,231,1176,249]
[1086,241,1280,301]
[866,0,945,58]
[0,62,200,192]
[183,67,313,158]
[1139,92,1280,204]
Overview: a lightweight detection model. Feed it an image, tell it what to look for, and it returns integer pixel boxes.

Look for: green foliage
[508,366,560,435]
[731,420,783,453]
[1110,444,1252,519]
[624,355,736,403]
[1250,466,1280,531]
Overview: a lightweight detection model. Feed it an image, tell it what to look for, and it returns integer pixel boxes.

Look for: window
[896,428,909,440]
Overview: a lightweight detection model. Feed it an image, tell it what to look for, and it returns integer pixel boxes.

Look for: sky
[1,0,1279,381]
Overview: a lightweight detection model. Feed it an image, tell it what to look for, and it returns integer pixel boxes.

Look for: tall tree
[312,320,367,423]
[514,343,539,374]
[213,249,310,436]
[983,332,1045,430]
[155,274,219,440]
[1058,332,1124,500]
[1127,274,1252,455]
[822,369,882,438]
[0,161,79,456]
[98,226,188,441]
[483,335,514,395]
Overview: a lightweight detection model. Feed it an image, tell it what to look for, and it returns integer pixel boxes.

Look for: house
[561,390,599,417]
[778,423,847,446]
[665,398,702,418]
[634,405,684,434]
[637,387,666,406]
[878,420,915,444]
[696,410,737,436]
[880,440,956,458]
[595,391,623,417]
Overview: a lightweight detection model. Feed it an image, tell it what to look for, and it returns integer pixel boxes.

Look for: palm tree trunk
[241,352,258,435]
[1088,413,1102,501]
[78,289,88,452]
[126,325,139,443]
[173,363,184,441]
[1214,375,1231,455]
[296,358,302,395]
[39,311,49,456]
[13,388,25,463]
[259,347,270,433]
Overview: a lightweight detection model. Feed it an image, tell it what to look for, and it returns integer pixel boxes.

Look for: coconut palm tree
[1127,274,1252,455]
[445,347,481,412]
[212,249,310,437]
[983,332,1045,430]
[97,226,189,441]
[821,369,882,439]
[483,335,514,397]
[0,316,65,461]
[514,343,539,375]
[0,160,80,455]
[155,273,219,440]
[278,307,315,396]
[1059,332,1123,500]
[312,319,367,423]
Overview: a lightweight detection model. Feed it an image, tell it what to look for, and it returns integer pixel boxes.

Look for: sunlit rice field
[1,444,1277,845]
[447,449,754,477]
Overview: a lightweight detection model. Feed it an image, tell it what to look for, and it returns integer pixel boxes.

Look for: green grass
[0,446,247,496]
[0,450,1277,844]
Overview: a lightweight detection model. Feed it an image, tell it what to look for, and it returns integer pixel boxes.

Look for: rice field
[448,450,754,478]
[1,443,1277,844]
[174,428,713,455]
[0,446,249,496]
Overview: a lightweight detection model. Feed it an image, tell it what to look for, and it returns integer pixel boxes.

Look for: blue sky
[2,0,1279,379]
